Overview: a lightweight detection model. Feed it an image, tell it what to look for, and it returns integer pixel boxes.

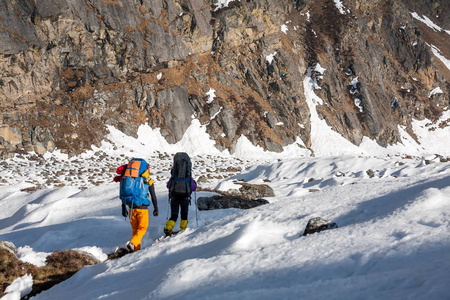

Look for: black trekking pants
[169,197,189,221]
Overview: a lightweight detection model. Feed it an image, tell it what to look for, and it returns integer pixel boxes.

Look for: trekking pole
[195,191,198,227]
[166,197,171,220]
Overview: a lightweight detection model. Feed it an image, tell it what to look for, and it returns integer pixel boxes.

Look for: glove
[153,207,159,217]
[121,203,128,218]
[116,165,127,175]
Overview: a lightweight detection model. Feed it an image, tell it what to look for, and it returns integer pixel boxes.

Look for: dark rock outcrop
[0,241,100,299]
[0,0,448,157]
[303,217,338,236]
[197,195,269,210]
[230,182,276,198]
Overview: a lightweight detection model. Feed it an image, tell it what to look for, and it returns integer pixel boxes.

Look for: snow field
[1,152,449,299]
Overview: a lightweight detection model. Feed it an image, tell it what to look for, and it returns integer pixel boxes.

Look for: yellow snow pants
[129,208,149,251]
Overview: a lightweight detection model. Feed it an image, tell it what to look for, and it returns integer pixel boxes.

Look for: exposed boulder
[0,244,100,299]
[197,195,269,210]
[0,240,17,256]
[303,217,338,236]
[230,182,275,198]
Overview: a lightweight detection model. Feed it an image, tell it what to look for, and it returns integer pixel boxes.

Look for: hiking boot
[164,228,172,237]
[180,219,188,231]
[164,220,175,237]
[126,242,135,253]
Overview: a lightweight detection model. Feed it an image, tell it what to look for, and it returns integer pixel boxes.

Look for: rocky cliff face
[0,0,448,157]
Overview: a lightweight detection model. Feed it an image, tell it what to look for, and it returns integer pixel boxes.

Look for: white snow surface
[17,246,49,267]
[429,87,443,98]
[411,12,450,35]
[354,98,363,112]
[429,44,450,71]
[314,63,326,74]
[214,0,238,11]
[1,146,449,299]
[266,52,276,65]
[205,88,216,104]
[1,71,450,299]
[333,0,349,15]
[3,274,33,300]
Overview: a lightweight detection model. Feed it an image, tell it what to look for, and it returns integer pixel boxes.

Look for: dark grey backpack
[169,152,192,198]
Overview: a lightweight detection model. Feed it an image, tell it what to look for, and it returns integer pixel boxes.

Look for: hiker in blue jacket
[115,159,159,252]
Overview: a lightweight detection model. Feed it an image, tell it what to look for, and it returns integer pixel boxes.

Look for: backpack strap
[141,169,154,185]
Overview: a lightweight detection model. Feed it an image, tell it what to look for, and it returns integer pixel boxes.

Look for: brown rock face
[0,0,448,157]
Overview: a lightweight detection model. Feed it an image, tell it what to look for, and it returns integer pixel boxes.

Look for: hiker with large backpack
[114,158,158,253]
[164,152,197,236]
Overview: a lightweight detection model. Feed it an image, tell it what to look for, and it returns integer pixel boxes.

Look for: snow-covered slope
[1,64,450,299]
[1,148,449,299]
